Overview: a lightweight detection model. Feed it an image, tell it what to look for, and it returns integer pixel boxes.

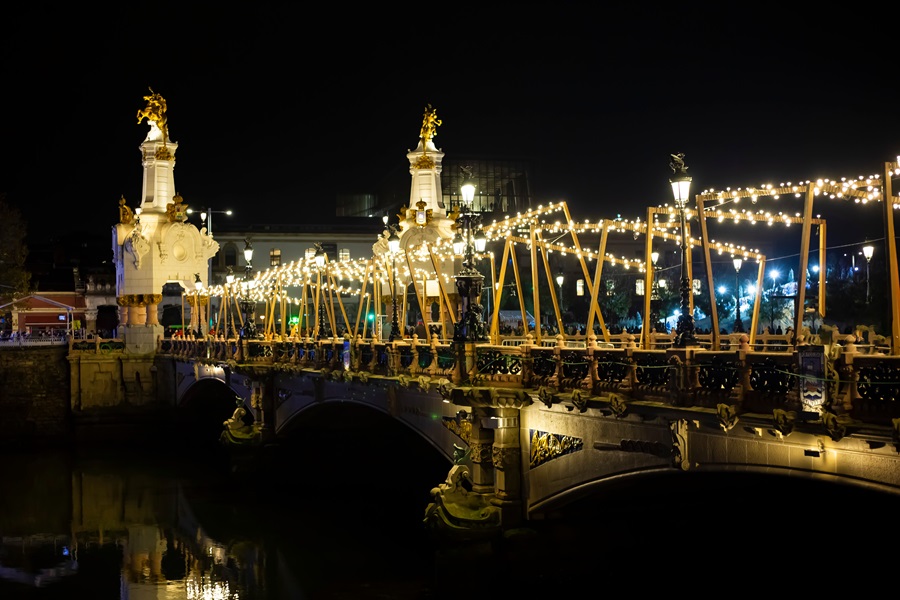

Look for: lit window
[576,279,585,296]
[692,279,701,295]
[605,280,615,296]
[270,249,282,267]
[339,248,350,262]
[305,247,316,260]
[636,279,645,296]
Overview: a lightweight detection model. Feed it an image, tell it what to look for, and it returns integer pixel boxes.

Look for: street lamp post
[188,207,233,325]
[863,244,874,303]
[187,207,233,238]
[452,171,487,342]
[650,251,661,332]
[556,271,564,331]
[669,153,696,348]
[769,269,780,331]
[733,257,744,333]
[241,239,256,339]
[387,229,401,342]
[225,267,235,338]
[193,273,204,338]
[315,243,330,340]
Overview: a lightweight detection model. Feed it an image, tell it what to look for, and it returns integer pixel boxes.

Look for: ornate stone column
[116,296,129,330]
[144,294,162,325]
[128,303,146,326]
[467,408,495,495]
[490,406,523,528]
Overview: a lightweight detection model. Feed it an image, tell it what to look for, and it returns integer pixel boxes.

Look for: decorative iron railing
[155,334,900,428]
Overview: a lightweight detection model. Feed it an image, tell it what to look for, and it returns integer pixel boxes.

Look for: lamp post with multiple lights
[187,207,233,238]
[452,171,487,342]
[387,228,401,342]
[733,257,744,333]
[188,207,233,327]
[240,239,256,339]
[315,243,331,340]
[669,153,697,348]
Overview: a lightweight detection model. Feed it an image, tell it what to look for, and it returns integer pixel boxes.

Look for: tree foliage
[0,194,32,304]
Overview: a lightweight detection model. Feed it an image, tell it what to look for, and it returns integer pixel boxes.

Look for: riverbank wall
[0,345,71,446]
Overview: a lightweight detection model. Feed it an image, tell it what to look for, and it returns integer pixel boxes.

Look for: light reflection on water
[2,406,899,599]
[0,409,452,599]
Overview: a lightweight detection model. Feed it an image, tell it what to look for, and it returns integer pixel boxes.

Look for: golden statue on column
[136,87,169,145]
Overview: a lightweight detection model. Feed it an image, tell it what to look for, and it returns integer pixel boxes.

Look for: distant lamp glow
[187,207,232,236]
[225,267,235,284]
[194,273,203,290]
[388,230,401,254]
[315,244,326,268]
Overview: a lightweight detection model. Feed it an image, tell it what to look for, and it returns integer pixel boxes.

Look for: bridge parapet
[157,335,900,433]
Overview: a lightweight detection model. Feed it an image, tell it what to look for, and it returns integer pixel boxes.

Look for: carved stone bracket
[670,418,697,471]
[570,389,588,413]
[608,393,628,418]
[492,446,521,471]
[717,403,739,432]
[468,441,492,465]
[772,408,796,437]
[822,411,850,442]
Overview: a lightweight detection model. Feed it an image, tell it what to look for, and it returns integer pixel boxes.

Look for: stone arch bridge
[149,334,900,538]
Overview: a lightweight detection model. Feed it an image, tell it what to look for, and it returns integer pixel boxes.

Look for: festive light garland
[197,161,900,308]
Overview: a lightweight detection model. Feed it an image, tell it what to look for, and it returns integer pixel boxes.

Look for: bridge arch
[177,377,246,447]
[274,399,453,467]
[528,463,900,520]
[528,469,897,536]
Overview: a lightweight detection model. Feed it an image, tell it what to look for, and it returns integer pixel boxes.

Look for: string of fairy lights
[197,162,900,317]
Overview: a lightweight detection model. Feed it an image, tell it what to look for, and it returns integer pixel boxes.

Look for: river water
[1,402,898,599]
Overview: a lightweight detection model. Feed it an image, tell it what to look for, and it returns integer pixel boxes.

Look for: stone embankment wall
[0,346,70,445]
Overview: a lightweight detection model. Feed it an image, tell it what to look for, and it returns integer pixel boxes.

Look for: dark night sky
[3,6,898,252]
